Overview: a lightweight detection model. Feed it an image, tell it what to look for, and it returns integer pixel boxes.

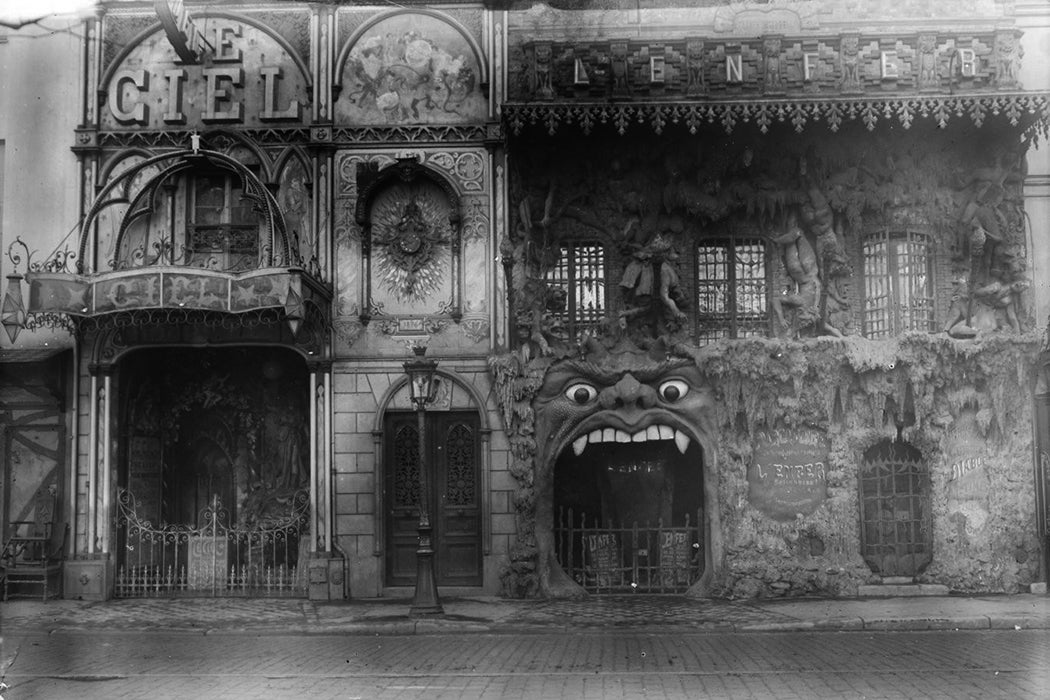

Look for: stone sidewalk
[2,593,1049,636]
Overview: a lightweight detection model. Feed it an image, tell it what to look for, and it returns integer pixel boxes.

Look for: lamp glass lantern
[401,345,443,616]
[403,351,439,410]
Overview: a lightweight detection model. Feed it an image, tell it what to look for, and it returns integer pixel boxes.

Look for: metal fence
[115,489,309,598]
[555,508,704,593]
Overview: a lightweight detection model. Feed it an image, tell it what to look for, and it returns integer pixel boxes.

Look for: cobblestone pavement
[1,628,1048,699]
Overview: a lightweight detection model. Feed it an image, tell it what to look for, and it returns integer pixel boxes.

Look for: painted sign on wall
[943,413,990,543]
[747,429,829,521]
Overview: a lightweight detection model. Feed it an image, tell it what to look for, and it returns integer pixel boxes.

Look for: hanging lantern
[1,274,27,343]
[402,345,439,410]
[284,286,304,336]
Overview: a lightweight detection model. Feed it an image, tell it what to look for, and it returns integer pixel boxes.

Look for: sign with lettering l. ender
[747,429,830,521]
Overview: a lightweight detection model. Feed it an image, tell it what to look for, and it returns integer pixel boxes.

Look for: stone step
[858,583,950,597]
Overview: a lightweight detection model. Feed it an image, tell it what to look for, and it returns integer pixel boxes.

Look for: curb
[6,616,1050,636]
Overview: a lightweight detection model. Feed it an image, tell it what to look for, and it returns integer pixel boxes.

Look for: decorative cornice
[96,125,494,148]
[503,92,1050,135]
[99,128,313,149]
[331,125,492,144]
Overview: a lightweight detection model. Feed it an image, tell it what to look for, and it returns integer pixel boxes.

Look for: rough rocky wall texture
[491,333,1041,598]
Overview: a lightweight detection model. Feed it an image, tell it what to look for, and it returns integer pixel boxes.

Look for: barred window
[862,230,935,338]
[546,241,606,340]
[696,238,768,343]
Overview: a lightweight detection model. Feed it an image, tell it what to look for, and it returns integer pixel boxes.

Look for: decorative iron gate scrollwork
[115,489,309,597]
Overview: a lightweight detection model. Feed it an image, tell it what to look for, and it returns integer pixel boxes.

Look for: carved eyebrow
[563,359,694,385]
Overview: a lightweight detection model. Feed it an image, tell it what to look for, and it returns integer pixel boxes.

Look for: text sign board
[747,429,829,521]
[154,0,207,64]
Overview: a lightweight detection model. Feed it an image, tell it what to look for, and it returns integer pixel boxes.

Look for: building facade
[2,0,1050,601]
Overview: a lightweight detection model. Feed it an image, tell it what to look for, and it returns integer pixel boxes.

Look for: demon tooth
[646,426,660,440]
[632,430,647,442]
[572,435,588,456]
[615,430,632,443]
[673,429,690,454]
[658,425,674,440]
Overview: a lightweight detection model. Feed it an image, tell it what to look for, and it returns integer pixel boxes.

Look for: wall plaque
[747,429,829,521]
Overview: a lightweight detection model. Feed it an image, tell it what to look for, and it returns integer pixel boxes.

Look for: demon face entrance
[532,345,716,597]
[115,347,310,597]
[554,430,704,593]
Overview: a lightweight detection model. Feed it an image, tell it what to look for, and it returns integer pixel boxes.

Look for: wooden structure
[2,486,66,600]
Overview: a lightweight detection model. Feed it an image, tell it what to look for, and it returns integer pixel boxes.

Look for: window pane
[545,241,605,339]
[698,239,767,342]
[229,182,257,225]
[863,230,934,338]
[194,174,226,225]
[697,245,729,314]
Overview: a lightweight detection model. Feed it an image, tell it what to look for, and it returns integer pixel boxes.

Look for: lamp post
[402,345,443,616]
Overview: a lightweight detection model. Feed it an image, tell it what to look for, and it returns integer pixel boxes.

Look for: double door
[385,411,481,587]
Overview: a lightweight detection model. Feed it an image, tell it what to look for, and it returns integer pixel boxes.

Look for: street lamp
[402,345,443,616]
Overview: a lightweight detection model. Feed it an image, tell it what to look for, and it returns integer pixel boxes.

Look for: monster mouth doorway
[553,436,704,593]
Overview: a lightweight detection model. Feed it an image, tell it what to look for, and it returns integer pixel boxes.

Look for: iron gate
[115,489,309,597]
[555,508,703,593]
[859,441,932,577]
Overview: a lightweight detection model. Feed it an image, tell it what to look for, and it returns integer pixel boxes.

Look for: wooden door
[385,411,481,587]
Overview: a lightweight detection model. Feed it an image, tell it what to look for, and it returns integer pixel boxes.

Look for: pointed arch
[77,149,290,273]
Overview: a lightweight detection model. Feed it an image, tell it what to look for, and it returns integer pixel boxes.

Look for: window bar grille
[863,232,891,338]
[697,239,767,342]
[547,242,605,341]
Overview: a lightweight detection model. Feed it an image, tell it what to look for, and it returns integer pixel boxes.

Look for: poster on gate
[585,533,620,588]
[659,531,691,587]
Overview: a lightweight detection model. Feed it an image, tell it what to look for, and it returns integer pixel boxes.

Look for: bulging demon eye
[565,383,598,405]
[658,379,689,403]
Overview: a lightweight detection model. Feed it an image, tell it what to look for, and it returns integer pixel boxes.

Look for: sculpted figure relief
[840,35,862,92]
[770,212,821,337]
[994,31,1022,87]
[917,34,939,89]
[619,235,688,338]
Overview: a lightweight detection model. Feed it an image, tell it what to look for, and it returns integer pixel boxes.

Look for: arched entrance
[115,346,311,597]
[859,439,933,578]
